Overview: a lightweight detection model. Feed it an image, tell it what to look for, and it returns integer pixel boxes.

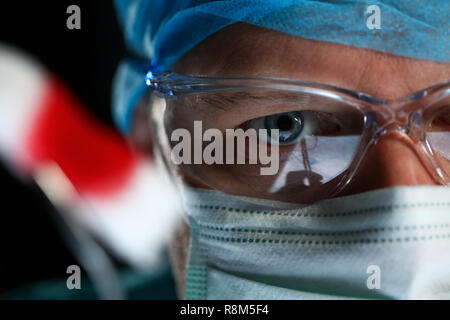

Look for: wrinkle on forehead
[172,23,450,100]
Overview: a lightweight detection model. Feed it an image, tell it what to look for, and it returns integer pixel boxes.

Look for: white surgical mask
[181,186,450,300]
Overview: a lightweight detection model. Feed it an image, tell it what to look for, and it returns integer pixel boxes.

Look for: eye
[245,110,342,146]
[428,106,450,130]
[424,105,450,161]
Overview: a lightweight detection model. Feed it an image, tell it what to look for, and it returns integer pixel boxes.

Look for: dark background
[0,1,128,294]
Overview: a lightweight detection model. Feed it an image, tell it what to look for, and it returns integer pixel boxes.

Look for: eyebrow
[194,91,277,111]
[185,90,350,113]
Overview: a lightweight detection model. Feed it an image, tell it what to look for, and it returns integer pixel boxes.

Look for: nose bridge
[339,103,436,196]
[374,100,423,140]
[370,105,437,180]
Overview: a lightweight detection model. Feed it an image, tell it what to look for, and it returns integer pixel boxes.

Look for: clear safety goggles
[145,71,450,203]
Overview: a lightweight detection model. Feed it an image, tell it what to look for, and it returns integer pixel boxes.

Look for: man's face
[170,23,449,194]
[157,23,450,296]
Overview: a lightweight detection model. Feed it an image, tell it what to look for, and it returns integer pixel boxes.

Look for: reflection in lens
[424,104,450,177]
[428,132,450,160]
[269,134,362,194]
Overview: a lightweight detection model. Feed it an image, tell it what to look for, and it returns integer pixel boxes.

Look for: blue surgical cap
[113,0,450,133]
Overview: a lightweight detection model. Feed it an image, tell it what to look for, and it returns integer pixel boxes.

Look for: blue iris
[265,112,304,145]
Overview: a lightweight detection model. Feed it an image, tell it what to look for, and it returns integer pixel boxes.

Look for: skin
[149,23,450,297]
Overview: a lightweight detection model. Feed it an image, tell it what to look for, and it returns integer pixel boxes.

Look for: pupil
[264,112,304,145]
[277,115,293,131]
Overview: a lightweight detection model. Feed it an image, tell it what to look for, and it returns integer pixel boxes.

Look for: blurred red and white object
[0,44,181,270]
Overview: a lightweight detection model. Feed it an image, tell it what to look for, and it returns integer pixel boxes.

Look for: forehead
[172,23,450,99]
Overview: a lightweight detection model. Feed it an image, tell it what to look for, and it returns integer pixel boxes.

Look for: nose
[337,131,436,197]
